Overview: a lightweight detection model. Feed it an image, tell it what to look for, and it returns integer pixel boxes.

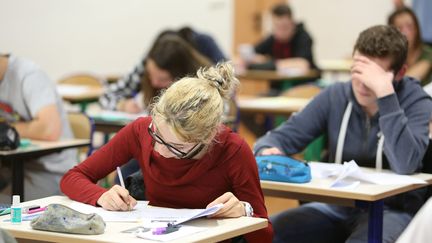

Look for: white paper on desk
[140,203,223,227]
[89,110,148,121]
[135,225,206,242]
[57,85,90,95]
[353,170,427,185]
[329,161,361,188]
[69,201,149,222]
[310,161,427,187]
[309,162,344,179]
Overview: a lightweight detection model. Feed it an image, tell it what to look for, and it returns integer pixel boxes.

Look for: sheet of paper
[329,161,361,188]
[135,225,206,242]
[69,201,149,222]
[140,203,223,227]
[69,201,222,225]
[309,162,343,179]
[309,161,427,188]
[57,85,90,95]
[89,110,148,121]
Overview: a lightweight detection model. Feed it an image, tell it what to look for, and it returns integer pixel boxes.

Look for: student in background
[99,33,214,112]
[254,25,432,242]
[0,54,77,201]
[388,7,432,86]
[247,3,317,73]
[61,62,273,242]
[394,0,432,47]
[177,26,226,63]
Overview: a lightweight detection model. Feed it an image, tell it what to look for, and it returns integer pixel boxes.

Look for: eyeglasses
[148,122,204,159]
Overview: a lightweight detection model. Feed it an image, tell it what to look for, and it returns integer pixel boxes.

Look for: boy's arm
[13,104,61,141]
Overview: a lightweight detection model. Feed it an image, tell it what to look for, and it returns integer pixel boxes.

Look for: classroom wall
[1,0,411,81]
[286,0,410,63]
[0,0,233,81]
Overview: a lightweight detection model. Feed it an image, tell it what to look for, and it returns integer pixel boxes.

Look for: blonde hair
[151,62,239,143]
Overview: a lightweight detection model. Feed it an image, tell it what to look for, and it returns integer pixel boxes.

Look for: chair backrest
[58,74,104,87]
[67,112,95,157]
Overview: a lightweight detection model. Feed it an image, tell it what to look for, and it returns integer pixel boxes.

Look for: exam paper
[140,203,224,227]
[309,161,427,188]
[69,201,149,222]
[69,201,223,225]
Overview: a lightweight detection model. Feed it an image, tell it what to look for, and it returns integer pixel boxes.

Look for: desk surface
[0,139,90,157]
[261,166,432,206]
[0,196,268,243]
[318,59,352,73]
[236,69,320,81]
[57,84,104,103]
[238,96,310,116]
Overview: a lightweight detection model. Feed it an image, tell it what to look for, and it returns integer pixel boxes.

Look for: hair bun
[196,62,239,99]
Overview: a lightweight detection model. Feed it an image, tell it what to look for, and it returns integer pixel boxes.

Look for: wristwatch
[242,201,254,217]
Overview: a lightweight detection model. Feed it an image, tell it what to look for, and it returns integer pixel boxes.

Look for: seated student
[99,33,216,112]
[0,54,77,201]
[101,34,211,182]
[254,25,432,243]
[388,7,432,86]
[247,3,317,74]
[61,62,273,242]
[393,0,432,47]
[177,26,226,63]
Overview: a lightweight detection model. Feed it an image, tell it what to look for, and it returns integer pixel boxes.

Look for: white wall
[288,0,400,62]
[0,0,233,81]
[1,0,409,81]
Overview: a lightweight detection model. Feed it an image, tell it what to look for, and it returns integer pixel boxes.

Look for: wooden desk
[238,96,310,116]
[93,118,128,134]
[58,84,104,103]
[261,163,432,243]
[57,84,105,112]
[318,59,352,73]
[0,196,268,243]
[236,69,320,82]
[0,139,90,201]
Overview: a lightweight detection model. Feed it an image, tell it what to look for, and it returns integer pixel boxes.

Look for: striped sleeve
[99,60,145,110]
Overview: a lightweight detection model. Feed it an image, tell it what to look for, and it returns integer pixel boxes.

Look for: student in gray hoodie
[254,25,432,243]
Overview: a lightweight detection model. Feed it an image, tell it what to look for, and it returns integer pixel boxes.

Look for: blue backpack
[256,155,311,183]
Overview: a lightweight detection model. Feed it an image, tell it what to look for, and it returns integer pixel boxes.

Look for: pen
[116,166,125,188]
[0,208,10,216]
[23,205,40,213]
[116,166,130,210]
[27,207,47,214]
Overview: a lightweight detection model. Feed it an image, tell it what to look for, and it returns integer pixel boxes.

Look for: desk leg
[11,160,24,201]
[356,200,383,243]
[368,200,383,243]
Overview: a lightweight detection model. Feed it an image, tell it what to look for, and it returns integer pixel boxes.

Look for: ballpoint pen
[116,166,131,210]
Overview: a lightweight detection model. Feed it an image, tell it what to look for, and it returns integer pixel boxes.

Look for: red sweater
[60,117,273,242]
